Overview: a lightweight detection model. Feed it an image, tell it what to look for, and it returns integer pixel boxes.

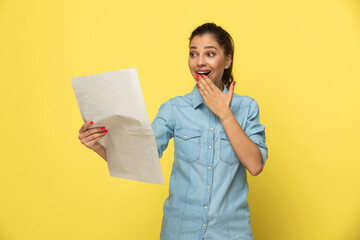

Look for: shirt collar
[191,83,229,109]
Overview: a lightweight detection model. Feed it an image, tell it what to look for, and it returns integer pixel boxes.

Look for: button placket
[201,111,215,234]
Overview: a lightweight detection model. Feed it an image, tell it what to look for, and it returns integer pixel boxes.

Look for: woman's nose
[197,55,206,66]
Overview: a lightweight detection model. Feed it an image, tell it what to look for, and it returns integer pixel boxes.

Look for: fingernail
[196,78,199,82]
[233,81,236,86]
[104,130,108,133]
[201,74,204,78]
[197,86,200,89]
[90,121,94,124]
[101,127,105,130]
[196,74,199,78]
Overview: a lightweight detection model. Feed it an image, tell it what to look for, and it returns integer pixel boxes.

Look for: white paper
[71,67,164,184]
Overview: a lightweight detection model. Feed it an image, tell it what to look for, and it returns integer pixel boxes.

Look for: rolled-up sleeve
[151,100,175,159]
[245,99,268,165]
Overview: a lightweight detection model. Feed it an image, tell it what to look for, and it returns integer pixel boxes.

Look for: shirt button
[207,186,210,189]
[203,224,206,227]
[205,206,208,209]
[210,113,213,115]
[209,146,212,149]
[210,128,213,130]
[208,166,211,170]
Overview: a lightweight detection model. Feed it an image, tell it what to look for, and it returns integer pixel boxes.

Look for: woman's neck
[216,80,224,92]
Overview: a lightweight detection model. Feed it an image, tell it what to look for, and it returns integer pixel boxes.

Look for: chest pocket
[174,129,202,162]
[220,131,239,164]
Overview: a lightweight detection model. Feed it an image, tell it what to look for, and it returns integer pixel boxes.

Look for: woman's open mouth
[196,70,211,77]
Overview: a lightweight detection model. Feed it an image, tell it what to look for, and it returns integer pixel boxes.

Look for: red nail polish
[104,130,108,133]
[90,121,94,124]
[196,74,200,78]
[101,127,105,130]
[196,78,199,82]
[233,81,236,85]
[201,74,204,78]
[197,86,200,89]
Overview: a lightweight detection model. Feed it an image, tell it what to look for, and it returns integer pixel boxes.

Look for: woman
[78,22,268,240]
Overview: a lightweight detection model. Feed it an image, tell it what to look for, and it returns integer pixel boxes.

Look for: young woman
[78,22,268,240]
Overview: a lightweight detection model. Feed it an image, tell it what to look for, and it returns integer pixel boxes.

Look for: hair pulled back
[189,22,234,90]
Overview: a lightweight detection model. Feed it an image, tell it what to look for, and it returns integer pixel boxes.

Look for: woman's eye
[189,52,215,57]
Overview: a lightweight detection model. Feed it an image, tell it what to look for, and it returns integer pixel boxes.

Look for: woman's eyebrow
[190,46,218,50]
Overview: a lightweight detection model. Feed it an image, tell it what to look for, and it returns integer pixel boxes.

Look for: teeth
[197,71,211,77]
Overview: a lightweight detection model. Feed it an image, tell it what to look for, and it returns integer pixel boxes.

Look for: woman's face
[188,33,231,90]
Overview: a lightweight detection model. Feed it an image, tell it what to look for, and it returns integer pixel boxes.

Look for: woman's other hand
[196,74,236,121]
[78,120,107,152]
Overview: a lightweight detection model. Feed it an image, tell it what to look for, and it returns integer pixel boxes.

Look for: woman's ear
[225,55,232,68]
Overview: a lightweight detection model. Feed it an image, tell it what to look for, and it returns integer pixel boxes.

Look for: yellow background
[1,0,359,239]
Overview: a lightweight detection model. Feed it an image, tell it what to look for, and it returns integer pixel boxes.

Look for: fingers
[200,74,222,93]
[228,81,235,107]
[79,120,94,134]
[196,75,209,103]
[197,75,210,96]
[82,131,107,148]
[197,75,211,96]
[197,74,223,102]
[229,81,235,95]
[78,120,108,149]
[197,84,208,102]
[79,126,106,140]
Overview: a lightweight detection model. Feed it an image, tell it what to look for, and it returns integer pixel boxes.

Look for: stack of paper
[71,67,164,184]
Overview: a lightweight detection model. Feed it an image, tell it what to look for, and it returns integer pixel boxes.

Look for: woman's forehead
[189,34,220,49]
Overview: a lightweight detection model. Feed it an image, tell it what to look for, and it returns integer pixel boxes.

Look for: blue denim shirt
[151,84,268,240]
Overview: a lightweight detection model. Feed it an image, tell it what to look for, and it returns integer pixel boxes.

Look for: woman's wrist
[218,107,233,122]
[90,143,102,152]
[91,144,107,161]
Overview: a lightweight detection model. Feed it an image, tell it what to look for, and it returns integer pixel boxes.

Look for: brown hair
[189,22,235,89]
